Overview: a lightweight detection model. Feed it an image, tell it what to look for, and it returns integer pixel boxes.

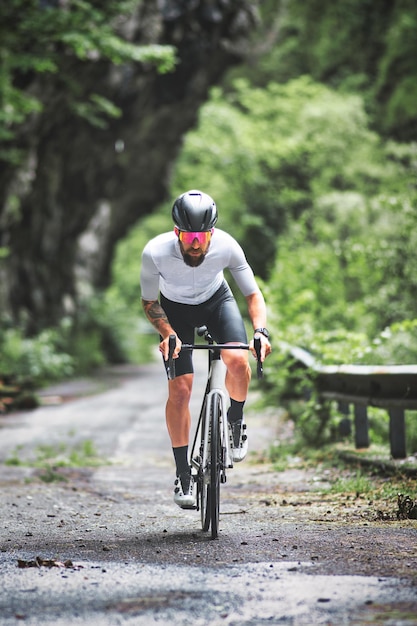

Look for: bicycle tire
[200,401,211,532]
[209,393,221,539]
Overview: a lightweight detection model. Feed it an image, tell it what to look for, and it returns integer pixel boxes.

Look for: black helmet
[172,189,218,231]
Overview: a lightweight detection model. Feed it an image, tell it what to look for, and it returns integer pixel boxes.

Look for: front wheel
[209,393,221,539]
[200,401,210,532]
[199,393,222,538]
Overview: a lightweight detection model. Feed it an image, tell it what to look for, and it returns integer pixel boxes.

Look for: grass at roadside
[267,440,417,521]
[4,437,107,483]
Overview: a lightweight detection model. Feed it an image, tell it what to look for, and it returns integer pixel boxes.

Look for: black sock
[173,445,189,476]
[227,399,245,423]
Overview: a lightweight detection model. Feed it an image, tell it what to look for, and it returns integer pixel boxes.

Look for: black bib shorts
[160,281,247,377]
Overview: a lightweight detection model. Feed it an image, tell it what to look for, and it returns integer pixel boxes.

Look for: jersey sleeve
[140,243,160,301]
[227,237,260,297]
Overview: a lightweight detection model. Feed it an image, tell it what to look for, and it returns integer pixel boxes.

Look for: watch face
[256,328,269,338]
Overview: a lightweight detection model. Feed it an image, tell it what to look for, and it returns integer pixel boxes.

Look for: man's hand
[250,332,271,362]
[159,333,182,361]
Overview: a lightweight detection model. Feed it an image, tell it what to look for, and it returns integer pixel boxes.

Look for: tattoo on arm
[142,299,170,333]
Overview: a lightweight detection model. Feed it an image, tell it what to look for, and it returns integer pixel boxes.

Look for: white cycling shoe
[228,418,248,463]
[174,471,196,509]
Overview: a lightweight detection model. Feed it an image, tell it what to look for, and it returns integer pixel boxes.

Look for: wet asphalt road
[0,352,416,625]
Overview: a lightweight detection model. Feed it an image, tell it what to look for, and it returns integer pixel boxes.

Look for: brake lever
[166,334,177,380]
[254,336,263,379]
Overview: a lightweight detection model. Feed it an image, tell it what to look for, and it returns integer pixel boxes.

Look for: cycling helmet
[172,189,218,231]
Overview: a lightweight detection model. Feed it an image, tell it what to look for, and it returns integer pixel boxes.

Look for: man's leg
[166,374,193,448]
[166,373,196,508]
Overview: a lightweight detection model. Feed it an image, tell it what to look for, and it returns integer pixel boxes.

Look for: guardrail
[283,344,417,459]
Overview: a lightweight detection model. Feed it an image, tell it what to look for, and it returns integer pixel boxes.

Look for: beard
[182,251,207,267]
[179,240,209,267]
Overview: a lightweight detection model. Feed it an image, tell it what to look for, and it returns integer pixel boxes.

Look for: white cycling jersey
[140,228,259,305]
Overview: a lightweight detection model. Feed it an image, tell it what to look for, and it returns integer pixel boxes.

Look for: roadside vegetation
[1,1,416,467]
[107,74,417,456]
[5,437,106,483]
[265,441,417,520]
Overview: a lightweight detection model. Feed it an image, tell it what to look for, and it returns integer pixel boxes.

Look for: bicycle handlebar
[166,334,263,380]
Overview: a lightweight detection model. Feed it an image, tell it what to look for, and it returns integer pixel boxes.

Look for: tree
[233,0,417,141]
[0,0,260,333]
[171,77,384,279]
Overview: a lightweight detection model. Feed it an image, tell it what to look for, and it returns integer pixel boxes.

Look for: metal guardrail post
[389,408,406,459]
[354,404,369,449]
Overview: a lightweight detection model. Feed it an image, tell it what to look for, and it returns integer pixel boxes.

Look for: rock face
[0,1,258,332]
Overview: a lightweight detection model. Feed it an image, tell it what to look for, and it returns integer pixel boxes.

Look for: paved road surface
[0,353,416,625]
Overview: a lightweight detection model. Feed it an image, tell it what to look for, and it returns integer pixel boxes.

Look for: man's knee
[168,374,193,405]
[223,351,249,378]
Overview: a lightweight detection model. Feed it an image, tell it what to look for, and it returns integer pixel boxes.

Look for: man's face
[175,228,213,267]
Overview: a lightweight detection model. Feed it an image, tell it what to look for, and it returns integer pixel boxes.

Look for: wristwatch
[254,327,270,339]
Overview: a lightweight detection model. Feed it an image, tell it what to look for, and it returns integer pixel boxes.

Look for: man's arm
[141,299,181,360]
[246,290,267,331]
[142,298,174,337]
[245,290,272,361]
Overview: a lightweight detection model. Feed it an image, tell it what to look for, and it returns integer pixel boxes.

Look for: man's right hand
[159,334,182,361]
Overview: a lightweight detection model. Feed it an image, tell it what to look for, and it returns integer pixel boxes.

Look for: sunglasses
[178,230,212,245]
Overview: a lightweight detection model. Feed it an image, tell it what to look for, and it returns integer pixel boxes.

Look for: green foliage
[107,62,417,456]
[2,0,416,467]
[366,408,390,447]
[327,470,374,496]
[253,0,417,141]
[105,208,173,361]
[6,437,106,482]
[373,3,417,138]
[358,321,417,366]
[72,93,122,129]
[268,198,417,338]
[261,317,417,450]
[0,0,176,162]
[171,76,386,279]
[0,292,139,388]
[0,326,74,384]
[107,209,172,311]
[406,411,417,455]
[67,297,127,371]
[120,70,417,366]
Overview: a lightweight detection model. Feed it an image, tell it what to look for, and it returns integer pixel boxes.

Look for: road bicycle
[167,327,263,539]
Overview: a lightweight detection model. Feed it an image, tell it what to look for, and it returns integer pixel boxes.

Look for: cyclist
[140,190,271,509]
